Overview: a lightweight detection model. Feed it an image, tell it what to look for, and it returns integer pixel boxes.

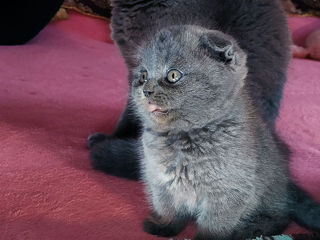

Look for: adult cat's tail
[289,182,320,232]
[88,134,141,180]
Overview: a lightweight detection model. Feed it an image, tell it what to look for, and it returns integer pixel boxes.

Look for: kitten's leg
[231,212,289,240]
[193,200,247,240]
[194,211,289,240]
[193,224,233,240]
[193,211,234,240]
[88,98,142,180]
[143,212,188,237]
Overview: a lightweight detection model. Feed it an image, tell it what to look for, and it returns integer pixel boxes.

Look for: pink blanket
[0,12,319,239]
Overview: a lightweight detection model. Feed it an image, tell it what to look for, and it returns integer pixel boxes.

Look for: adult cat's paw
[87,132,107,149]
[88,137,140,180]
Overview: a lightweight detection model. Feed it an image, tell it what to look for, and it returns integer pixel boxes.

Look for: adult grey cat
[132,26,319,240]
[88,0,291,180]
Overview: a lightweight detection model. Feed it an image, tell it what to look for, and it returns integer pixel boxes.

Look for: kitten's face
[131,26,247,131]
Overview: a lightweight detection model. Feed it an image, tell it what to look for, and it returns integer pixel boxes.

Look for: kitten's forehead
[137,25,246,80]
[138,26,201,70]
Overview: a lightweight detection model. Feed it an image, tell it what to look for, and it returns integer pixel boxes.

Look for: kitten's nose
[143,90,153,98]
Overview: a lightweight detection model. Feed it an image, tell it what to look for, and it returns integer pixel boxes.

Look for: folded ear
[199,31,247,73]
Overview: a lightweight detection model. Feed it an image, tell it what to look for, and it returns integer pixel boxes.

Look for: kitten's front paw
[87,132,107,149]
[143,214,185,237]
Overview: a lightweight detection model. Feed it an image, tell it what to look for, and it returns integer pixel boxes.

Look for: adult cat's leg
[143,212,189,237]
[246,72,287,126]
[88,98,142,180]
[88,97,142,147]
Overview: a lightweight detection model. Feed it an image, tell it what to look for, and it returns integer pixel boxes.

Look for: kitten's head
[131,25,248,131]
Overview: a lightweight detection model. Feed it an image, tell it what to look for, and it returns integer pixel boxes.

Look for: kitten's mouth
[147,102,168,114]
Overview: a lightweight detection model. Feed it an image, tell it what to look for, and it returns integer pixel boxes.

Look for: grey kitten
[88,0,291,181]
[130,25,320,240]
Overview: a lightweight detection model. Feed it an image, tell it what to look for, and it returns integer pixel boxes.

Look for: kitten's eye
[166,69,183,83]
[140,71,148,84]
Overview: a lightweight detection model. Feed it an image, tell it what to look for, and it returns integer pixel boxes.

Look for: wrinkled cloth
[0,12,319,240]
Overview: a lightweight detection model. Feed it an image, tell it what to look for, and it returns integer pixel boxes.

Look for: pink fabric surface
[288,16,320,46]
[0,12,319,239]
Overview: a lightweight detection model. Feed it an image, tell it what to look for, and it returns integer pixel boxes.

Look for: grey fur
[87,0,320,238]
[110,0,290,123]
[129,26,319,240]
[88,0,291,181]
[87,0,320,239]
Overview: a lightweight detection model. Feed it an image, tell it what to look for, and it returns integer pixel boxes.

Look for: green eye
[166,69,182,83]
[140,71,148,84]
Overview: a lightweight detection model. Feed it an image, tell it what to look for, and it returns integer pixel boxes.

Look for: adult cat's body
[88,0,291,180]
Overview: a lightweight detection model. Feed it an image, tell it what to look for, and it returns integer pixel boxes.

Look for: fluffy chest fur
[142,129,198,214]
[141,125,258,216]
